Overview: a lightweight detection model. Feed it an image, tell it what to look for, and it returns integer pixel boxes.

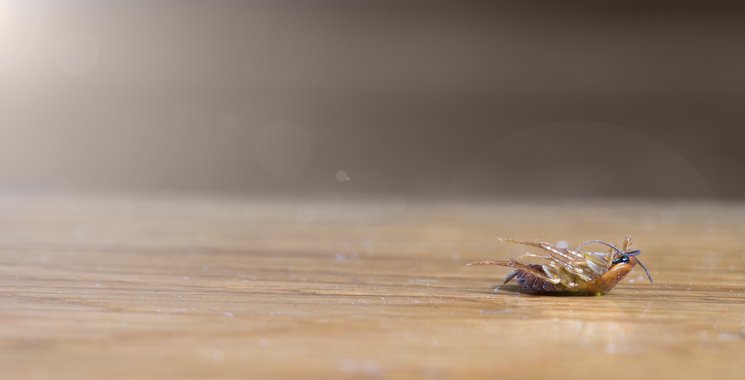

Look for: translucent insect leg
[466,260,511,267]
[622,236,632,252]
[508,259,561,284]
[509,252,574,282]
[512,252,551,261]
[497,237,583,265]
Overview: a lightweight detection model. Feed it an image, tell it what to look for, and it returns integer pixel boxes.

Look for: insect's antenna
[635,258,654,283]
[575,240,624,255]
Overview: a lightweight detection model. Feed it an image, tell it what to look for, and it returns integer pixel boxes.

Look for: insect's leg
[499,237,580,264]
[508,260,559,284]
[512,252,550,261]
[622,236,632,252]
[497,237,549,249]
[525,248,594,280]
[499,238,586,279]
[502,238,594,280]
[500,252,556,283]
[466,260,511,267]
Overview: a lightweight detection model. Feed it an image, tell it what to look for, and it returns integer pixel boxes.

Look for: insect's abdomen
[514,264,562,292]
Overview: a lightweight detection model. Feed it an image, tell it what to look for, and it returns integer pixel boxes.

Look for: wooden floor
[0,195,743,379]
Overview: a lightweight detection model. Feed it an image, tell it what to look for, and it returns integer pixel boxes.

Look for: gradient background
[2,0,744,200]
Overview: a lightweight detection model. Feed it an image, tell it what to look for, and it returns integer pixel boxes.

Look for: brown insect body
[469,237,652,295]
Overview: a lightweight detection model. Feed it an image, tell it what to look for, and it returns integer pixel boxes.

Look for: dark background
[2,0,744,200]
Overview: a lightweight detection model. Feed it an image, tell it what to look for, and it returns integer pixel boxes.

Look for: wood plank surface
[0,195,743,379]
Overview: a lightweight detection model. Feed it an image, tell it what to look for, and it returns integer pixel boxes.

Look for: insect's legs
[512,252,550,261]
[466,260,510,266]
[508,260,559,284]
[499,237,583,268]
[622,236,632,252]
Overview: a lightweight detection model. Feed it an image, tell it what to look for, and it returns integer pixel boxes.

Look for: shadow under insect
[494,283,605,297]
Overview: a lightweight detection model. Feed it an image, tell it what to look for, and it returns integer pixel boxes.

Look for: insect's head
[611,249,639,265]
[611,249,653,283]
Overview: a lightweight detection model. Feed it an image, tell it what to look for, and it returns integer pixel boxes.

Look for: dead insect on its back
[468,237,652,295]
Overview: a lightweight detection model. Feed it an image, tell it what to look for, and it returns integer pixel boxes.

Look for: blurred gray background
[1,0,744,200]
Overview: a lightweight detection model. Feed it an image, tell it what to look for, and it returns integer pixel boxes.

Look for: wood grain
[0,195,743,379]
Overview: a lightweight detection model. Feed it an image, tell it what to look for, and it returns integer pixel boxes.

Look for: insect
[468,237,653,295]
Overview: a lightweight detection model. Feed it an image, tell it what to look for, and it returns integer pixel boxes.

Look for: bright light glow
[0,0,40,69]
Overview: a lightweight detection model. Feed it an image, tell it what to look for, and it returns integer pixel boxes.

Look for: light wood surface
[1,195,743,379]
